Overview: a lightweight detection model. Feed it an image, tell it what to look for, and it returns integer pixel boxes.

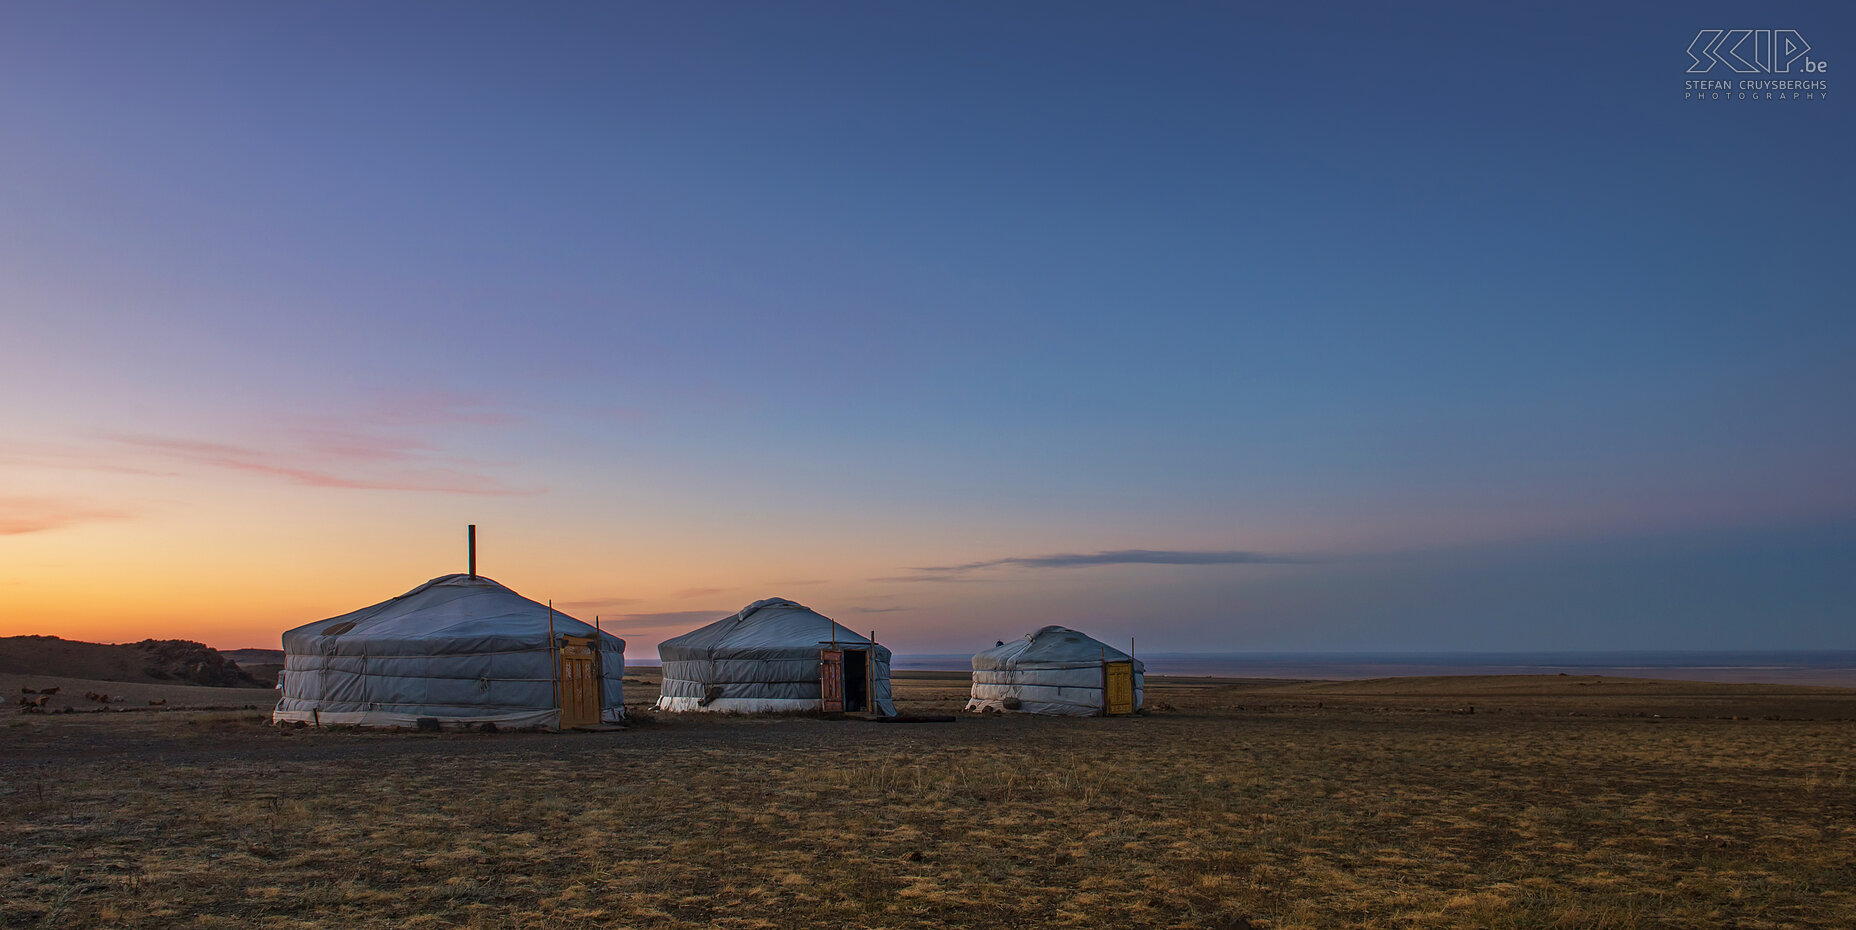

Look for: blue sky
[1,2,1851,652]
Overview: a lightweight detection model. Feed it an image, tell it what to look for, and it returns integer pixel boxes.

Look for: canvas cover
[967,625,1144,715]
[657,597,896,715]
[274,574,625,729]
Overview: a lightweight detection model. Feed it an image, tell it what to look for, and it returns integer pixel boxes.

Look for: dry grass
[2,673,1853,928]
[4,671,275,715]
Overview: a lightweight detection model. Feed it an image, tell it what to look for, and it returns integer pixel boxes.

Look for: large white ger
[274,574,625,729]
[656,598,896,715]
[967,625,1144,716]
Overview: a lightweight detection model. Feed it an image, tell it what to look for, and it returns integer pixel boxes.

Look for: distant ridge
[888,650,1856,687]
[0,635,261,687]
[221,648,284,666]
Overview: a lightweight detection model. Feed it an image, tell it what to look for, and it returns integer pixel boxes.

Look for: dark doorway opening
[842,649,868,713]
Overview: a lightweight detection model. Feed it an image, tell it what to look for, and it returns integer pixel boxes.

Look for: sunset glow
[2,4,1852,658]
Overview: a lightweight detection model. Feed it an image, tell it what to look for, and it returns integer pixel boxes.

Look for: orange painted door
[820,649,844,712]
[559,635,600,727]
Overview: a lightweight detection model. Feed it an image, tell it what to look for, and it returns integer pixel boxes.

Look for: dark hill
[222,648,284,666]
[0,635,262,687]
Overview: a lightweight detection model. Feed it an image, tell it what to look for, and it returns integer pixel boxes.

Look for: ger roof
[282,574,607,649]
[657,598,874,661]
[972,625,1135,670]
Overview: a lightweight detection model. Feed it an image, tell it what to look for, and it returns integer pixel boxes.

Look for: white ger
[656,598,897,715]
[967,625,1143,716]
[274,573,625,729]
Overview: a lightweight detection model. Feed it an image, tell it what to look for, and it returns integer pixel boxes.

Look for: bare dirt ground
[3,671,1853,929]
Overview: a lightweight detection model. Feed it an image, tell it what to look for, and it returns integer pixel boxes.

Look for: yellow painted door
[559,636,600,728]
[1104,661,1134,715]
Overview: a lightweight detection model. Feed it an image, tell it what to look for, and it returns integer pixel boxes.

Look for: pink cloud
[277,423,436,465]
[601,610,731,638]
[556,596,643,610]
[103,433,530,496]
[8,390,531,497]
[0,497,132,535]
[0,441,181,477]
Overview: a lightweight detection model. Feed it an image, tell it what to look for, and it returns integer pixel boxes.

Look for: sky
[2,2,1852,657]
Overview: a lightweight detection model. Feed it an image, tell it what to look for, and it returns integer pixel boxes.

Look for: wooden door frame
[820,647,877,714]
[1102,659,1134,716]
[558,634,602,727]
[820,648,845,713]
[863,649,874,713]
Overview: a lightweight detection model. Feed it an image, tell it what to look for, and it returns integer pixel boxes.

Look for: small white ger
[656,598,897,715]
[968,625,1144,716]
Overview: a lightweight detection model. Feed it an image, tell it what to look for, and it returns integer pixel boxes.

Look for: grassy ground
[3,672,1853,929]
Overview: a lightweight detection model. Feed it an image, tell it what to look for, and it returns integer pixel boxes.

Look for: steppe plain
[4,668,1853,929]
